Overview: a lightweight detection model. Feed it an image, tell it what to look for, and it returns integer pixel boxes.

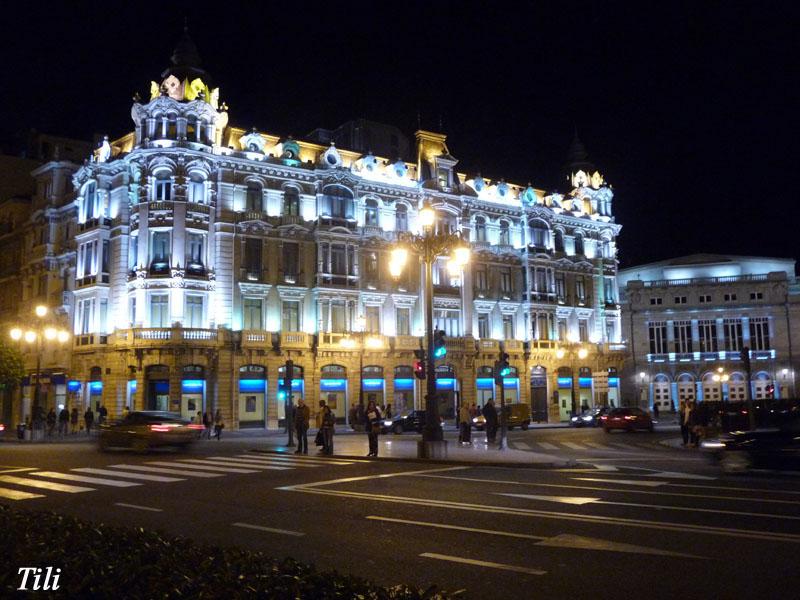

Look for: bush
[0,505,450,599]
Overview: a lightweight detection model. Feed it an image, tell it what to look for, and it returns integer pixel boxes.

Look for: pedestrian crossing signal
[414,360,426,380]
[433,330,447,359]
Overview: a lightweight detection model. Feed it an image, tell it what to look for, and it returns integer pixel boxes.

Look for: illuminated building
[1,31,624,426]
[619,254,798,411]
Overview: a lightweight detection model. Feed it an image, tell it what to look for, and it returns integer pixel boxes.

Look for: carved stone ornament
[321,143,342,168]
[240,129,266,153]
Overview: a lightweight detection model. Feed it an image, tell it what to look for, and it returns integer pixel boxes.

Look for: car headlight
[701,440,726,449]
[383,420,393,427]
[570,416,579,422]
[582,416,593,421]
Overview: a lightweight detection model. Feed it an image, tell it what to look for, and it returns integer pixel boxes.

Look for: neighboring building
[2,31,624,427]
[619,254,798,412]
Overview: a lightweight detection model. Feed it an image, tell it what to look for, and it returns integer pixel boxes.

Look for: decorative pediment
[391,294,417,308]
[498,302,519,315]
[360,292,388,306]
[277,286,307,300]
[239,282,272,296]
[434,297,461,309]
[474,300,496,313]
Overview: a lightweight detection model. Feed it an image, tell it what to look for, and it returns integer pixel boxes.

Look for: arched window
[166,113,178,139]
[187,174,205,204]
[529,220,549,249]
[475,216,487,242]
[574,233,585,256]
[498,220,510,245]
[83,182,97,221]
[155,172,171,201]
[395,203,408,232]
[283,188,300,216]
[554,230,565,253]
[322,185,354,220]
[364,199,379,227]
[246,182,262,212]
[435,211,457,236]
[187,116,198,142]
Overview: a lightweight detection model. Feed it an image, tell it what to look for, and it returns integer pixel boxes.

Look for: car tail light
[600,415,607,421]
[149,423,179,432]
[0,424,5,432]
[187,424,204,430]
[624,415,636,421]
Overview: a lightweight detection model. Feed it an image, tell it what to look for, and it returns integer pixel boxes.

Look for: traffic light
[284,360,294,389]
[433,330,447,359]
[413,349,426,379]
[495,352,510,383]
[765,383,775,398]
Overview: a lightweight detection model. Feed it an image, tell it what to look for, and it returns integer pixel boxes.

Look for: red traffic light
[414,360,426,380]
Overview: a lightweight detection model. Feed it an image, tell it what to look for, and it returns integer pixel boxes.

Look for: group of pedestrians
[679,400,708,447]
[458,399,499,445]
[35,404,104,438]
[194,410,225,440]
[291,398,386,457]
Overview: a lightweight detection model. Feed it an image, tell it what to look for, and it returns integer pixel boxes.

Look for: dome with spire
[149,26,219,108]
[563,130,604,190]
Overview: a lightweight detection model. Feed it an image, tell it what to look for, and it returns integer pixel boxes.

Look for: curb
[249,448,578,470]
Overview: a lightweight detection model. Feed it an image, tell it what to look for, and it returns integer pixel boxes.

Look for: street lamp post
[389,203,470,457]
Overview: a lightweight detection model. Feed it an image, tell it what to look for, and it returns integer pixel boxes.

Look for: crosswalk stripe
[222,456,319,468]
[192,459,290,471]
[147,461,257,474]
[0,474,94,493]
[514,442,531,450]
[562,442,586,450]
[30,471,140,488]
[537,442,558,450]
[0,486,45,500]
[108,464,223,478]
[608,443,632,450]
[242,453,354,465]
[584,442,612,450]
[72,468,185,482]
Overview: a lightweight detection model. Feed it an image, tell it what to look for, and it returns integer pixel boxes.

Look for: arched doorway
[754,372,773,400]
[145,365,170,411]
[530,365,548,422]
[362,365,385,413]
[653,374,672,412]
[728,372,746,402]
[435,364,458,420]
[239,365,267,428]
[476,366,495,409]
[677,373,696,405]
[181,365,205,420]
[556,366,573,421]
[393,365,415,414]
[89,366,103,413]
[577,366,593,411]
[320,364,347,423]
[277,363,304,427]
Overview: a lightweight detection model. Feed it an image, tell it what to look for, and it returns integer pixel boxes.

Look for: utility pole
[496,346,510,450]
[284,359,295,447]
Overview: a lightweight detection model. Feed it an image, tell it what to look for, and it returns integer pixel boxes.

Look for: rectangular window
[672,321,692,353]
[434,309,460,337]
[556,318,567,341]
[282,300,300,332]
[331,246,347,275]
[698,319,718,352]
[648,321,667,354]
[555,274,566,301]
[283,242,299,279]
[151,232,170,265]
[578,319,589,342]
[364,252,378,282]
[365,305,381,333]
[502,315,514,340]
[242,298,263,330]
[129,235,138,271]
[749,317,770,350]
[244,238,262,279]
[650,297,663,305]
[395,207,408,232]
[101,240,109,273]
[77,298,94,334]
[396,307,410,336]
[188,180,205,204]
[724,293,737,302]
[536,269,548,294]
[475,264,488,291]
[750,292,763,300]
[478,314,490,339]
[604,276,616,304]
[575,277,586,302]
[437,168,449,188]
[674,296,687,304]
[321,302,348,333]
[187,233,204,267]
[724,318,743,352]
[155,179,171,201]
[150,294,169,327]
[185,295,204,328]
[537,313,551,340]
[500,268,512,293]
[698,294,711,303]
[128,297,136,327]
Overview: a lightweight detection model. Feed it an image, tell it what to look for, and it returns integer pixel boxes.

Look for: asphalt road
[1,431,798,599]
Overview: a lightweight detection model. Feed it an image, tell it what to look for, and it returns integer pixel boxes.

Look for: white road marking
[232,522,305,537]
[0,486,45,500]
[514,442,531,450]
[497,493,600,505]
[584,442,613,450]
[537,442,558,450]
[420,553,546,575]
[562,442,586,450]
[574,478,667,488]
[225,456,318,468]
[115,502,163,512]
[0,474,93,493]
[196,459,290,471]
[366,515,546,540]
[538,533,704,558]
[30,471,140,487]
[642,471,715,480]
[108,464,223,478]
[280,470,800,543]
[244,453,354,465]
[149,461,257,474]
[73,468,185,482]
[414,473,800,505]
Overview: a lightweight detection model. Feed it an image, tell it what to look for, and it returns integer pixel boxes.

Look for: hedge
[0,505,451,599]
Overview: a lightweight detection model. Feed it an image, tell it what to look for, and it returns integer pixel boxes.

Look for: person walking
[122,405,130,421]
[364,400,382,457]
[213,409,224,440]
[70,407,79,434]
[652,403,660,421]
[195,411,203,438]
[46,408,56,438]
[687,401,700,447]
[84,407,94,436]
[294,398,310,454]
[385,403,392,420]
[679,401,689,446]
[349,403,358,431]
[58,407,69,438]
[458,402,472,445]
[97,404,108,426]
[203,411,212,439]
[318,400,335,455]
[483,398,498,444]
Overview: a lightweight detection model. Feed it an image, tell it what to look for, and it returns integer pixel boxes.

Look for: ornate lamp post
[389,202,470,457]
[9,305,70,419]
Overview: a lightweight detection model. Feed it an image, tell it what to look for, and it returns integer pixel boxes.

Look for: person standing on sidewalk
[58,407,69,438]
[84,407,94,435]
[46,409,56,438]
[70,407,79,434]
[483,398,498,444]
[203,411,212,439]
[679,401,689,446]
[364,399,382,457]
[294,398,310,454]
[458,402,472,445]
[97,404,108,426]
[318,400,335,455]
[213,409,224,440]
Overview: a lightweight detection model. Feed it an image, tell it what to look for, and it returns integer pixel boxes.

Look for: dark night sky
[0,1,796,268]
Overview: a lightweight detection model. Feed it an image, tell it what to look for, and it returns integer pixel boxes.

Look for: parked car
[382,410,442,434]
[702,413,800,472]
[601,407,654,433]
[570,407,609,428]
[98,411,200,452]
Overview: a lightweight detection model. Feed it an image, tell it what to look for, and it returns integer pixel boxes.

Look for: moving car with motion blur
[98,411,201,452]
[702,413,800,473]
[472,403,532,430]
[601,407,654,433]
[382,410,443,434]
[570,407,610,427]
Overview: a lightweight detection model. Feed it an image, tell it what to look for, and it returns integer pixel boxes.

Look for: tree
[0,341,25,391]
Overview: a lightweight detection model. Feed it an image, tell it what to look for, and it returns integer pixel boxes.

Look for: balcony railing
[642,273,770,288]
[78,217,112,233]
[393,335,421,350]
